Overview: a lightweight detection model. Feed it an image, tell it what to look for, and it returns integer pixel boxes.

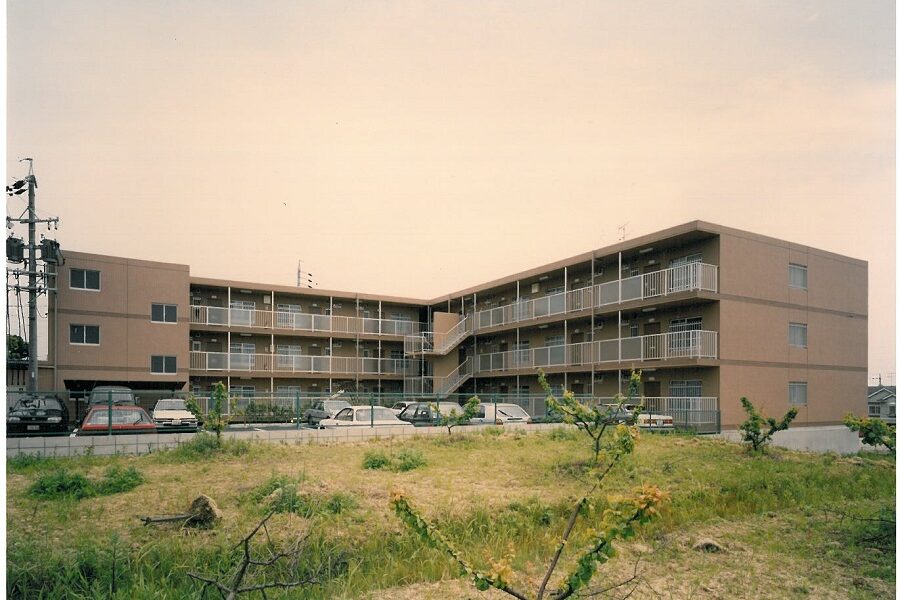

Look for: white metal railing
[190,351,416,376]
[434,358,473,397]
[190,306,423,337]
[473,262,718,331]
[474,331,717,374]
[404,314,474,356]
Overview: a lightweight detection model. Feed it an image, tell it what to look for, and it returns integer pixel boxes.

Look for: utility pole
[6,159,61,395]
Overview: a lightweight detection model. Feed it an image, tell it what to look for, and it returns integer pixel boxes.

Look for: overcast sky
[6,1,895,379]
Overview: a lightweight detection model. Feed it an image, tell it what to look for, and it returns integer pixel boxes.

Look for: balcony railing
[474,262,717,331]
[190,351,416,376]
[190,305,423,337]
[474,331,718,374]
[404,314,475,356]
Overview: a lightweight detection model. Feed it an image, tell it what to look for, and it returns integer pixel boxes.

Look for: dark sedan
[7,396,70,436]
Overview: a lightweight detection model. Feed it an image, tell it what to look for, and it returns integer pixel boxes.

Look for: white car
[319,406,415,429]
[470,403,532,425]
[151,398,199,430]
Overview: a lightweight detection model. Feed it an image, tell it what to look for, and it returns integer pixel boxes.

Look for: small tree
[6,334,27,361]
[186,382,230,446]
[432,396,480,436]
[739,397,798,453]
[392,369,668,599]
[843,413,895,453]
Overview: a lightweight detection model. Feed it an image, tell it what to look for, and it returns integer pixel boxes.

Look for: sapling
[843,413,896,452]
[432,396,480,436]
[738,397,798,453]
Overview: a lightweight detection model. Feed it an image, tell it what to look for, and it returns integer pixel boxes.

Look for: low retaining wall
[6,423,567,459]
[717,425,874,455]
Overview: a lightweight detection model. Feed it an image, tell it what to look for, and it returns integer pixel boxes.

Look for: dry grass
[7,429,895,599]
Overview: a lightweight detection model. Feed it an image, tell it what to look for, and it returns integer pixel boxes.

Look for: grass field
[6,428,896,599]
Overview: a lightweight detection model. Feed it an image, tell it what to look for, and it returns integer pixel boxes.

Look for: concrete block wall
[5,423,567,459]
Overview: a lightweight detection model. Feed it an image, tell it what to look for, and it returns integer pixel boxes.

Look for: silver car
[470,403,533,425]
[303,399,352,427]
[151,398,199,431]
[320,406,414,429]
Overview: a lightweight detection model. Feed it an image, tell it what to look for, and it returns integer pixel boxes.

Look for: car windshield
[11,398,62,412]
[155,399,187,411]
[324,400,351,413]
[90,388,134,404]
[87,408,149,425]
[498,405,530,419]
[356,408,397,422]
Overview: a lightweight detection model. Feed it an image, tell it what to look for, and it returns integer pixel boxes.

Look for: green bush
[154,432,251,463]
[362,451,392,470]
[395,449,427,472]
[28,466,144,500]
[362,449,426,472]
[29,470,94,500]
[250,475,356,517]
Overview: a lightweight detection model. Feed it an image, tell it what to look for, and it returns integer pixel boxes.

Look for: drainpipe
[618,251,622,396]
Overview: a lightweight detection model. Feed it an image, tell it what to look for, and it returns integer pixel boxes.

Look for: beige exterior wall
[52,252,190,389]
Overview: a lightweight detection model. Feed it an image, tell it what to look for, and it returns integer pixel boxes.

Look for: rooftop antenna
[297,259,316,289]
[618,222,629,242]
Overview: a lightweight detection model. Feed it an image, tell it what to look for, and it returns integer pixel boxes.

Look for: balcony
[474,330,718,374]
[190,351,416,376]
[190,305,423,337]
[474,262,718,331]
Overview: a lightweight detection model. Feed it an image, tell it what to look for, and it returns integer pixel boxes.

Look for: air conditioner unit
[263,297,271,304]
[333,303,342,309]
[573,278,581,283]
[647,259,657,266]
[210,338,218,342]
[210,295,218,300]
[192,296,202,303]
[334,342,342,348]
[311,303,319,308]
[311,343,319,348]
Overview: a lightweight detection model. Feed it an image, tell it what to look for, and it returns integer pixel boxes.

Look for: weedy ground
[6,428,895,599]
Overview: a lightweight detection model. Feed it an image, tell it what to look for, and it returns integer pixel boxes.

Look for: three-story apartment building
[43,221,867,430]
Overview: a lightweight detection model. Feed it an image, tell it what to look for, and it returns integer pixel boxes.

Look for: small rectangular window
[788,382,807,406]
[151,303,178,323]
[544,335,565,346]
[789,264,808,289]
[70,268,101,291]
[789,323,808,348]
[868,404,881,416]
[151,355,177,374]
[70,324,100,345]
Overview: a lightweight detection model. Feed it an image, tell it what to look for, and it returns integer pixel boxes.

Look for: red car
[76,405,157,436]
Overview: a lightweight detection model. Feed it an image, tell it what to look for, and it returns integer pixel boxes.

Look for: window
[868,404,881,417]
[669,380,702,397]
[629,323,639,337]
[151,303,178,323]
[276,344,302,355]
[151,355,177,374]
[789,323,808,348]
[544,335,565,346]
[277,303,303,313]
[669,317,702,352]
[390,350,404,360]
[276,385,301,399]
[230,385,256,398]
[789,264,808,289]
[545,286,565,296]
[70,268,101,291]
[788,382,807,406]
[70,324,100,345]
[890,405,896,417]
[191,340,202,352]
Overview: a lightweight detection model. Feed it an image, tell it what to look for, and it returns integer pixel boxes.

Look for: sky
[5,0,896,379]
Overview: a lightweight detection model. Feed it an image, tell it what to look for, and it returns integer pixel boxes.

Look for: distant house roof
[867,386,896,404]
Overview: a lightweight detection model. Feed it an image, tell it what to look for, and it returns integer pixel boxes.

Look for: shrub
[250,475,355,517]
[362,451,392,470]
[395,449,427,472]
[29,470,93,500]
[362,449,427,472]
[843,414,896,452]
[154,431,250,463]
[739,397,798,453]
[29,466,144,500]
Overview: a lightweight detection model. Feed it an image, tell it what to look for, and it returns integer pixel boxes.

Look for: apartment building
[42,221,867,430]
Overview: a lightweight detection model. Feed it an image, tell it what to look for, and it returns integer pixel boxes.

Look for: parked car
[390,401,414,415]
[88,386,136,406]
[397,402,466,426]
[303,399,352,427]
[7,396,70,435]
[471,403,533,425]
[599,403,637,425]
[636,412,674,430]
[319,406,415,429]
[151,398,199,431]
[75,405,157,436]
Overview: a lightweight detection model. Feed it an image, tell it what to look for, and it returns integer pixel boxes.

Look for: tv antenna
[618,222,629,242]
